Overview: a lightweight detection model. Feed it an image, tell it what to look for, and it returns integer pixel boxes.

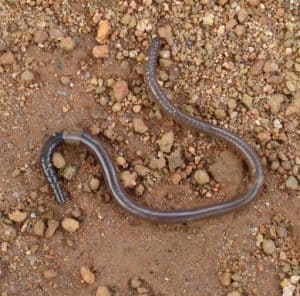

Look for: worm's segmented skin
[41,37,264,224]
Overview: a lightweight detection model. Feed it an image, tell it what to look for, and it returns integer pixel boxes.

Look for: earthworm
[41,37,264,224]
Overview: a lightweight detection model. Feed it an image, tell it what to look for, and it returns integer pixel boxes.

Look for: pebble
[194,169,210,185]
[33,220,45,236]
[262,239,276,255]
[61,218,80,233]
[61,76,70,85]
[8,210,27,223]
[157,131,174,153]
[256,132,271,145]
[130,277,142,288]
[33,30,48,44]
[214,108,226,120]
[92,45,109,59]
[120,171,137,188]
[203,14,214,26]
[238,9,248,23]
[0,52,15,65]
[52,152,66,169]
[0,221,17,241]
[268,94,285,114]
[59,37,75,51]
[133,118,148,134]
[248,0,260,7]
[263,61,279,73]
[45,219,59,238]
[221,272,232,287]
[96,20,111,44]
[62,165,77,180]
[96,286,111,296]
[286,91,300,115]
[134,165,150,176]
[227,292,241,296]
[157,25,173,45]
[149,156,166,170]
[21,70,34,82]
[113,80,129,101]
[167,148,183,172]
[44,269,57,279]
[89,177,100,191]
[285,176,298,190]
[241,94,253,108]
[80,266,95,284]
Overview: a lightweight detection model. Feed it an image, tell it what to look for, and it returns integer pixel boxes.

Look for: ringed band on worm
[41,37,264,224]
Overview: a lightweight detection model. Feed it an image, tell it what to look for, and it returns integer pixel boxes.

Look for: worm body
[41,37,264,224]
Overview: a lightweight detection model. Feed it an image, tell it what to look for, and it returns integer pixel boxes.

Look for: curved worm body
[41,37,264,224]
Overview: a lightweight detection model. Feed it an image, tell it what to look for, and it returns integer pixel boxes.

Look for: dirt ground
[0,0,299,296]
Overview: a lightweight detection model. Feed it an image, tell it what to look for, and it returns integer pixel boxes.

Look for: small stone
[262,239,276,255]
[256,132,271,145]
[157,25,173,45]
[149,156,166,170]
[61,218,80,233]
[167,148,183,172]
[218,0,229,5]
[92,45,109,58]
[286,81,296,92]
[48,27,64,40]
[203,14,214,26]
[241,94,253,108]
[194,169,210,185]
[248,0,260,7]
[157,131,174,153]
[44,269,57,279]
[250,59,265,76]
[21,70,34,82]
[238,8,248,23]
[59,37,75,51]
[113,80,129,101]
[234,25,245,36]
[214,108,226,120]
[96,286,111,296]
[120,171,137,188]
[45,219,59,238]
[268,94,285,114]
[80,266,95,284]
[0,222,17,241]
[227,292,241,296]
[286,91,300,115]
[263,61,279,73]
[61,76,70,85]
[89,177,100,191]
[52,152,65,169]
[285,176,298,190]
[116,156,126,166]
[62,165,76,180]
[133,118,148,134]
[6,0,18,4]
[112,102,122,112]
[33,220,45,236]
[221,272,231,287]
[0,52,15,65]
[130,277,142,288]
[34,30,49,44]
[8,210,27,223]
[134,164,150,176]
[96,20,111,44]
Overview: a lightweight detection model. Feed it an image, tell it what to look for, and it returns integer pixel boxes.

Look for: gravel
[33,220,46,236]
[157,131,174,153]
[96,286,111,296]
[262,239,276,255]
[52,152,66,169]
[133,118,148,134]
[80,266,95,284]
[59,36,75,51]
[8,210,27,223]
[194,169,210,185]
[61,218,80,233]
[285,176,298,190]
